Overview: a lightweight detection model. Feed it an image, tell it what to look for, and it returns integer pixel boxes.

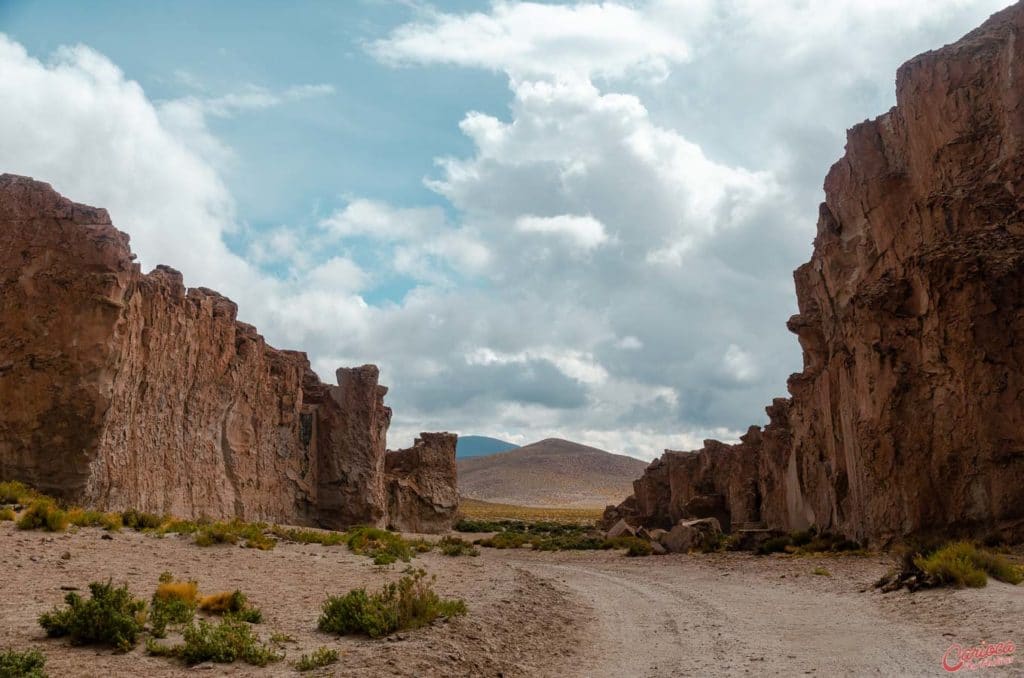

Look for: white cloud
[319,199,445,241]
[516,214,608,250]
[722,344,758,383]
[370,1,693,81]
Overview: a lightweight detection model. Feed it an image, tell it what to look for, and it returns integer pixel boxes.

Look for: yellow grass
[154,580,199,603]
[458,497,603,524]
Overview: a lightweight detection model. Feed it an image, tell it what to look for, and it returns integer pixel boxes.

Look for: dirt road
[1,522,1021,677]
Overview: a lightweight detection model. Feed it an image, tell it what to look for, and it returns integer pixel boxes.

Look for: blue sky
[0,0,1009,455]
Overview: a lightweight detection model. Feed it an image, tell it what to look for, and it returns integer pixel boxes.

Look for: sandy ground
[1,521,1021,677]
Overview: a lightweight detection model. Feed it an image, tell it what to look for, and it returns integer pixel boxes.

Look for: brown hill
[457,438,648,508]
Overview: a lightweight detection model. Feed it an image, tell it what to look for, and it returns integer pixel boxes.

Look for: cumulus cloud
[516,214,609,250]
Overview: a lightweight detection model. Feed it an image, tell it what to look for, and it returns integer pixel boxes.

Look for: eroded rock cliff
[609,3,1024,545]
[385,432,459,533]
[0,174,457,531]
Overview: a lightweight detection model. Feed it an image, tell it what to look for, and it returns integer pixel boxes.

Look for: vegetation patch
[0,648,46,678]
[193,519,276,550]
[67,508,122,532]
[268,525,345,546]
[457,498,602,524]
[345,526,413,565]
[146,618,281,667]
[294,646,340,672]
[150,572,198,638]
[16,500,67,533]
[318,569,466,638]
[878,540,1023,592]
[38,581,146,652]
[812,566,831,576]
[121,509,165,531]
[0,480,38,506]
[436,536,479,557]
[755,529,862,556]
[198,590,262,623]
[0,507,14,522]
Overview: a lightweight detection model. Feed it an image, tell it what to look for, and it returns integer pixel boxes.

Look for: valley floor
[1,522,1021,677]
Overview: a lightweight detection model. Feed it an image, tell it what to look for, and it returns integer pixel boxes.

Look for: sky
[0,0,1010,458]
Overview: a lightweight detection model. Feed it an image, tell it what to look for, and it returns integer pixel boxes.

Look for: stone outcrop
[609,3,1024,546]
[384,432,459,533]
[0,174,458,532]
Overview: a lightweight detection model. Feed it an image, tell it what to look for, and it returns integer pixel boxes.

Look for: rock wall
[609,3,1024,545]
[0,174,457,532]
[385,432,459,533]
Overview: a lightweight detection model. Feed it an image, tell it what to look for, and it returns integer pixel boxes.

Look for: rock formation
[0,174,458,532]
[608,3,1024,546]
[385,432,459,533]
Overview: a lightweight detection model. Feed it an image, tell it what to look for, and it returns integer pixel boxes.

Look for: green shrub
[146,618,281,666]
[755,535,792,555]
[476,531,530,549]
[268,526,345,546]
[0,480,37,505]
[408,538,434,553]
[294,646,340,672]
[67,509,121,532]
[150,574,198,638]
[38,581,146,652]
[16,500,67,532]
[914,541,1023,588]
[0,648,46,678]
[345,526,413,564]
[120,508,165,531]
[318,569,466,638]
[196,590,262,622]
[436,536,479,557]
[193,520,275,550]
[0,507,14,522]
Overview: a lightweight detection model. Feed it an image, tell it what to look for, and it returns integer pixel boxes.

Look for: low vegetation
[146,618,281,667]
[268,525,345,546]
[0,648,47,678]
[16,500,68,532]
[294,646,340,672]
[198,590,263,623]
[120,508,165,530]
[435,536,479,557]
[344,526,414,565]
[38,581,146,652]
[67,508,122,532]
[755,529,862,556]
[150,572,198,637]
[878,540,1024,591]
[0,507,14,521]
[0,480,38,505]
[318,569,466,638]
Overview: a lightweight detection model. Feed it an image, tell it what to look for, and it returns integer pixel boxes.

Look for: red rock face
[612,4,1024,545]
[384,432,459,533]
[0,174,456,532]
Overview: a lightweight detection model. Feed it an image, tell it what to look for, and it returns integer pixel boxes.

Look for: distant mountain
[457,438,648,508]
[456,435,520,459]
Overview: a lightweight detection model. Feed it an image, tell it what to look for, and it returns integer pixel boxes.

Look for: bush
[193,520,275,550]
[345,526,413,565]
[150,573,198,637]
[294,646,339,672]
[67,509,121,532]
[0,507,14,522]
[436,536,479,557]
[16,500,67,532]
[147,618,281,667]
[0,648,46,678]
[914,542,1023,588]
[197,590,262,622]
[120,509,164,531]
[476,531,530,549]
[38,581,146,652]
[318,569,466,638]
[0,480,37,505]
[812,566,831,576]
[268,526,345,546]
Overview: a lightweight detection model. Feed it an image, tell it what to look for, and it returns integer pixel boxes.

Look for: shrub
[67,509,121,532]
[914,542,1023,588]
[16,500,67,532]
[120,508,164,531]
[408,538,434,553]
[294,646,340,672]
[755,535,791,555]
[147,618,281,666]
[0,480,37,505]
[0,648,46,678]
[197,590,262,622]
[812,566,831,576]
[38,581,146,652]
[436,536,479,557]
[268,526,345,546]
[345,526,413,565]
[476,532,530,549]
[0,507,14,522]
[318,569,466,638]
[150,574,198,638]
[193,520,275,550]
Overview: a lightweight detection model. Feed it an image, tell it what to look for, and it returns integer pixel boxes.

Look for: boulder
[606,519,636,539]
[663,518,722,554]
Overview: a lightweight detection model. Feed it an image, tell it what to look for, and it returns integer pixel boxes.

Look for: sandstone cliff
[385,432,459,533]
[0,174,458,532]
[609,3,1024,545]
